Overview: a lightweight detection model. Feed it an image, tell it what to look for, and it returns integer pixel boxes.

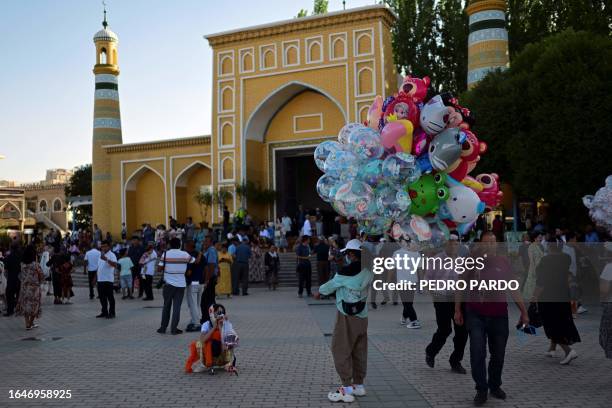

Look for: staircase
[277,252,320,287]
[27,210,67,236]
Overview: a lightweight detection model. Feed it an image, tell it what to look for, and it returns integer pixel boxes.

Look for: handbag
[527,302,542,328]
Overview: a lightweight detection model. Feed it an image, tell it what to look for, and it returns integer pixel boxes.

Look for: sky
[0,0,376,183]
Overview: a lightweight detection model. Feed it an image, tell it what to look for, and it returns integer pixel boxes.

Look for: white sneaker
[400,317,407,325]
[544,350,557,357]
[560,350,578,365]
[407,320,421,329]
[328,387,355,403]
[352,384,366,397]
[577,305,588,314]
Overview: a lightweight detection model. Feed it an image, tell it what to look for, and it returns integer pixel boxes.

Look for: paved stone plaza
[1,286,611,408]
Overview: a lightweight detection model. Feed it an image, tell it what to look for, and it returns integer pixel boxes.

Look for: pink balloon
[367,95,383,129]
[380,120,413,153]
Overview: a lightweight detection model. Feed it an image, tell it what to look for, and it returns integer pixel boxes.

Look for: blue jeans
[466,311,509,392]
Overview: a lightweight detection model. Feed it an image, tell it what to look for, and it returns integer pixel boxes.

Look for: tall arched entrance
[174,162,212,225]
[243,82,346,221]
[125,166,165,234]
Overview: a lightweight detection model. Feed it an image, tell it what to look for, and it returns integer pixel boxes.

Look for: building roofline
[204,4,397,47]
[103,135,211,153]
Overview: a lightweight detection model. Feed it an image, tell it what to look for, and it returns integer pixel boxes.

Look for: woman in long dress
[16,246,44,330]
[248,239,265,282]
[523,232,545,299]
[216,243,233,297]
[533,240,581,365]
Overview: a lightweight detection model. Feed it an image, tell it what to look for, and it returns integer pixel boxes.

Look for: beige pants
[331,311,368,386]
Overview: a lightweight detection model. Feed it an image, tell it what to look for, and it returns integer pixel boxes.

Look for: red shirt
[466,255,511,317]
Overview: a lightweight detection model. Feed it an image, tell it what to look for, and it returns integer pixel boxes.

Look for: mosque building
[91,2,509,238]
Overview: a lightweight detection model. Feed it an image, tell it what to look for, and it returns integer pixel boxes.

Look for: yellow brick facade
[92,6,397,238]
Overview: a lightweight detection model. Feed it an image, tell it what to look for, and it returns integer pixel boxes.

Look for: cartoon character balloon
[399,75,430,104]
[380,120,414,153]
[324,150,360,180]
[475,173,503,210]
[427,128,466,172]
[420,95,451,135]
[408,173,449,216]
[447,130,487,181]
[334,181,377,220]
[441,179,485,225]
[382,94,419,127]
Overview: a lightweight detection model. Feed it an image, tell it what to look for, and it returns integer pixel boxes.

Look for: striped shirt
[158,249,194,288]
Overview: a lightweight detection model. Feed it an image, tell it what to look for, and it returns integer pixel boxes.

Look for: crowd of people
[1,211,611,406]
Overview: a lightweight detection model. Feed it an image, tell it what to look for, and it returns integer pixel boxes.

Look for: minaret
[465,0,509,88]
[91,5,122,234]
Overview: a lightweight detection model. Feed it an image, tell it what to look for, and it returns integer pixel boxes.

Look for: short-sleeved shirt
[97,251,117,283]
[141,251,158,276]
[465,255,511,317]
[204,246,219,276]
[118,257,134,277]
[315,243,330,261]
[158,249,194,288]
[235,243,251,263]
[85,248,101,272]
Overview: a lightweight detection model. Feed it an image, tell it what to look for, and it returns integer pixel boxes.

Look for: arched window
[220,86,234,112]
[357,67,373,95]
[53,198,62,212]
[100,48,107,64]
[221,122,233,146]
[39,200,47,212]
[221,157,235,181]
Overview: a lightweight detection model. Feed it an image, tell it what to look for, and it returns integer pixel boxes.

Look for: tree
[194,190,213,225]
[462,30,612,218]
[436,0,468,93]
[296,9,308,18]
[65,164,92,229]
[314,0,328,14]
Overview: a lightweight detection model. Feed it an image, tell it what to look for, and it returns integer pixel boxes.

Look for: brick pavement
[0,287,610,407]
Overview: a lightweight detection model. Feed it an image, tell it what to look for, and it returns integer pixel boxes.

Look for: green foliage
[386,0,468,94]
[463,30,612,213]
[65,164,92,230]
[214,188,232,208]
[194,190,213,222]
[65,164,92,197]
[314,0,328,14]
[296,0,328,18]
[507,0,612,59]
[234,181,277,205]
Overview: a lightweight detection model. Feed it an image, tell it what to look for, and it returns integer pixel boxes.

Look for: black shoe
[425,354,435,368]
[450,363,467,374]
[143,297,154,301]
[156,328,166,334]
[96,313,108,318]
[171,329,183,335]
[371,302,378,309]
[490,388,506,400]
[242,293,249,296]
[106,314,116,319]
[474,390,487,406]
[393,302,398,306]
[89,296,94,300]
[381,301,388,306]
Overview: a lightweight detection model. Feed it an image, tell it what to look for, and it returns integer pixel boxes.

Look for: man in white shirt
[157,237,194,335]
[96,240,118,319]
[85,245,101,300]
[302,216,314,237]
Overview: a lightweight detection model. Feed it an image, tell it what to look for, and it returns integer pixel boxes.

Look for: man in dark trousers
[234,238,251,296]
[3,243,22,316]
[296,235,312,297]
[96,240,118,319]
[127,236,145,298]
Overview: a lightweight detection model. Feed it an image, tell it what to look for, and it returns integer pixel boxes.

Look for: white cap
[341,239,362,252]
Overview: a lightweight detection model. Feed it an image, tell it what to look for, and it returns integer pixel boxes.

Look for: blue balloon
[316,174,340,203]
[416,153,433,174]
[348,127,384,160]
[357,159,383,186]
[338,123,366,144]
[314,141,343,172]
[333,181,377,220]
[375,184,411,220]
[358,218,392,235]
[324,150,360,180]
[382,152,421,185]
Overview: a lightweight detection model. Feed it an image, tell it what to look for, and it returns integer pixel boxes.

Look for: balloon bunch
[583,175,612,235]
[314,75,503,244]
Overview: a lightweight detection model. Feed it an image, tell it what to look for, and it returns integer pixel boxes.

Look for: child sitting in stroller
[185,303,238,375]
